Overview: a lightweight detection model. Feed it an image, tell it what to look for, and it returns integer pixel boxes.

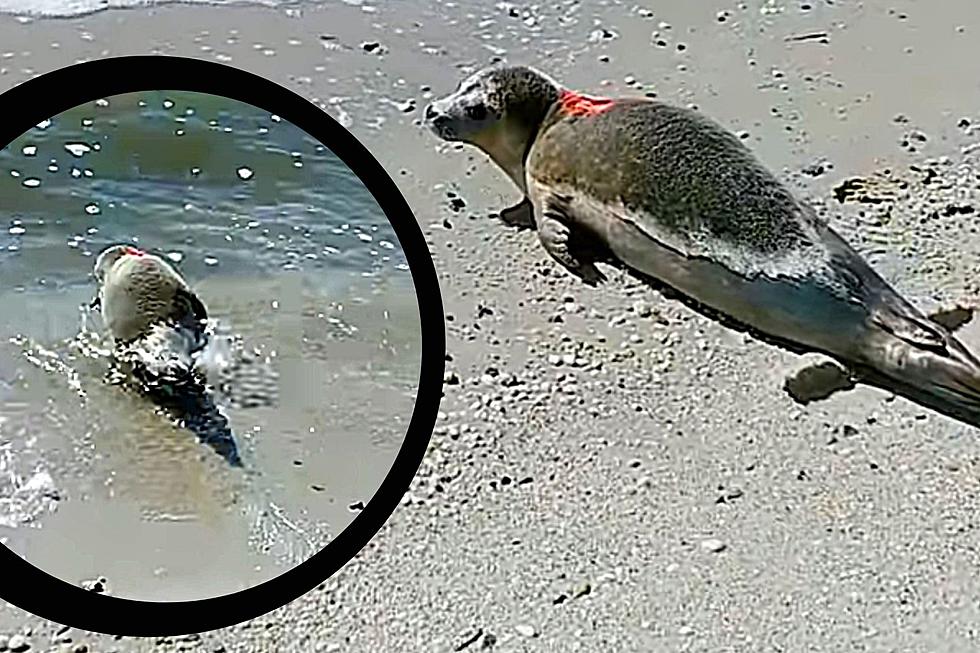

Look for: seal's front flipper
[535,195,607,286]
[928,303,975,332]
[497,197,536,230]
[784,358,856,404]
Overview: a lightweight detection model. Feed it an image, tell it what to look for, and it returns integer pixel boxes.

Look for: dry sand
[4,0,980,651]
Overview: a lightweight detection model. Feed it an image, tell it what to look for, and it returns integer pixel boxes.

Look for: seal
[424,65,980,428]
[91,244,242,466]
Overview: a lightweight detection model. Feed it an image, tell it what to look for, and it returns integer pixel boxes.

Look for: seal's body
[425,65,980,427]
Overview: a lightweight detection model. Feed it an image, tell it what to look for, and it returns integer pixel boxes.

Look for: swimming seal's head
[93,244,144,284]
[91,243,208,347]
[424,65,560,190]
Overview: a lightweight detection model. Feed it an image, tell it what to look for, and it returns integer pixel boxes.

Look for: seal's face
[424,69,502,143]
[91,244,147,310]
[93,244,144,284]
[425,66,561,192]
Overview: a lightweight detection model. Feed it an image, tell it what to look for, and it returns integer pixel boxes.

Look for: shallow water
[0,91,420,601]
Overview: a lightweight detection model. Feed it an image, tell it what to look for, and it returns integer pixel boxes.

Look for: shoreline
[0,0,288,21]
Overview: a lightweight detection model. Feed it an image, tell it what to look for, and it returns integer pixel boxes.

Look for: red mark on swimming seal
[558,88,615,117]
[123,246,145,257]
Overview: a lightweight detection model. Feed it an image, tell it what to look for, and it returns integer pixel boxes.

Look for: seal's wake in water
[110,322,245,467]
[8,322,319,571]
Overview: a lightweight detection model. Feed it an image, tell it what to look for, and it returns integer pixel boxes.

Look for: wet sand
[3,0,980,650]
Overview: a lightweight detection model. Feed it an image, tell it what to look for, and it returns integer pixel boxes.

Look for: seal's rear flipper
[783,302,976,406]
[784,359,856,404]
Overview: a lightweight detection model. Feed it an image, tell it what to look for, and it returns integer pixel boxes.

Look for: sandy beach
[3,0,980,651]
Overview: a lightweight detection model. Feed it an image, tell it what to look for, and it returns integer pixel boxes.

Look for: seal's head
[90,244,146,310]
[93,244,144,284]
[424,65,560,190]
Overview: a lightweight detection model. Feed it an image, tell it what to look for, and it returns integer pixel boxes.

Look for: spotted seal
[424,65,980,427]
[91,244,242,466]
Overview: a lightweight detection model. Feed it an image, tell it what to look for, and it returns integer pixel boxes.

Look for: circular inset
[0,56,444,635]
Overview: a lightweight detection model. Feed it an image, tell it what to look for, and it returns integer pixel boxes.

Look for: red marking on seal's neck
[558,88,615,117]
[123,246,145,257]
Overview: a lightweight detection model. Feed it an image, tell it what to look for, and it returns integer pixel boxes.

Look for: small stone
[701,538,726,553]
[631,301,652,317]
[678,625,695,636]
[7,634,30,652]
[72,645,89,653]
[573,582,592,598]
[514,624,537,638]
[81,576,108,593]
[802,162,826,177]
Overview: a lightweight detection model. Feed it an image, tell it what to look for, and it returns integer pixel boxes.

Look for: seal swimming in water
[92,244,209,355]
[91,244,242,466]
[424,64,980,428]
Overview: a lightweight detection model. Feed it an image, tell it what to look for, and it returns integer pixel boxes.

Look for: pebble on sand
[514,624,538,638]
[7,634,30,652]
[701,538,727,553]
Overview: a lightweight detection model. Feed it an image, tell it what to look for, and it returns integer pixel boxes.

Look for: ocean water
[0,0,308,20]
[0,90,421,601]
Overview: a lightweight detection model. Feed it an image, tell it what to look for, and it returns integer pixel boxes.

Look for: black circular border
[0,56,444,635]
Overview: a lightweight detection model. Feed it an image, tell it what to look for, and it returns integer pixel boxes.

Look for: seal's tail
[857,302,980,429]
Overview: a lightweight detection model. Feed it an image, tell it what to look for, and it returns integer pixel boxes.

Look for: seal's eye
[465,104,487,121]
